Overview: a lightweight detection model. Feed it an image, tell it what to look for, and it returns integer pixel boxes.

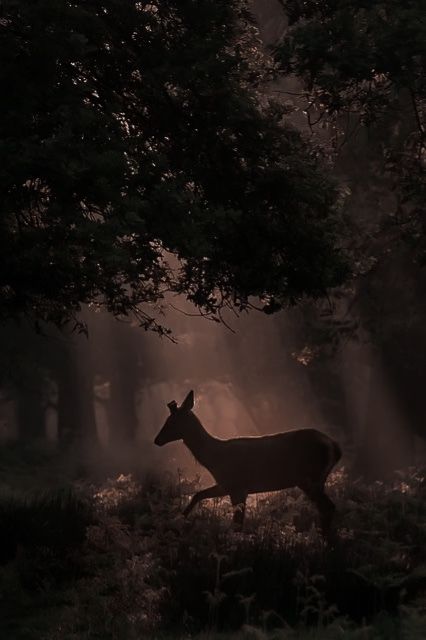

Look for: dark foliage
[0,487,92,565]
[0,0,348,331]
[275,0,426,259]
[0,464,425,638]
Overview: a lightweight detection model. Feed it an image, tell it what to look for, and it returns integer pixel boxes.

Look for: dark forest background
[1,0,425,479]
[0,3,426,638]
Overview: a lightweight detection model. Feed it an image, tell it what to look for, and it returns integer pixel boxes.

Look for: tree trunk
[55,342,98,448]
[15,385,45,440]
[107,373,139,445]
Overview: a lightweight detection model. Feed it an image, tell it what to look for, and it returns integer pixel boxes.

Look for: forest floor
[0,443,425,639]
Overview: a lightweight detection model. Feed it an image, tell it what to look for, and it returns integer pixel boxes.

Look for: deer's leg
[299,481,336,539]
[230,491,248,530]
[183,484,225,517]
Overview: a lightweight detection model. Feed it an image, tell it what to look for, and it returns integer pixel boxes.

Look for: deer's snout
[154,432,164,446]
[154,426,172,446]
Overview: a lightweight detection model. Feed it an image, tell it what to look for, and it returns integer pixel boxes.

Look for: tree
[275,0,425,259]
[0,320,99,444]
[0,0,347,333]
[255,1,426,474]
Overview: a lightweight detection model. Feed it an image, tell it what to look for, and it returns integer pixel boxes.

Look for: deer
[154,390,342,536]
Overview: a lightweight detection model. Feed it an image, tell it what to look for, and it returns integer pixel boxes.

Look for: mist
[1,294,423,484]
[1,0,425,483]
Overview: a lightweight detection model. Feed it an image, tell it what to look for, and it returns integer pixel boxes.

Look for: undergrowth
[0,458,425,639]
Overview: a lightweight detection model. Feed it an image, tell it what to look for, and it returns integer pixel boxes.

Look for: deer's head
[154,390,194,446]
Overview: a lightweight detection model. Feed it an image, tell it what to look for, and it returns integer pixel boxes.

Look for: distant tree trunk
[15,385,45,440]
[352,365,382,479]
[381,332,426,442]
[107,373,139,445]
[352,358,413,479]
[96,316,142,446]
[55,342,98,447]
[306,365,350,439]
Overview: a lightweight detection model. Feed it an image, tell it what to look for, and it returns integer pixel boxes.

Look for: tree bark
[107,372,139,445]
[15,385,45,440]
[55,341,98,448]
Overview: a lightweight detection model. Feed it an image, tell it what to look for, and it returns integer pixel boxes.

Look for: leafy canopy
[0,0,348,332]
[275,0,425,259]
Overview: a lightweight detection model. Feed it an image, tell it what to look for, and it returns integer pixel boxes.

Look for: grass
[0,452,425,639]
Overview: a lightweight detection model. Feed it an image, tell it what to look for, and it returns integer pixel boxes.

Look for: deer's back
[210,428,339,493]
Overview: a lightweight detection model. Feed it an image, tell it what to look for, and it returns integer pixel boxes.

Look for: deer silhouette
[154,390,341,535]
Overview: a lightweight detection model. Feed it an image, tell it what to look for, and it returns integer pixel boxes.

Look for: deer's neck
[183,414,220,471]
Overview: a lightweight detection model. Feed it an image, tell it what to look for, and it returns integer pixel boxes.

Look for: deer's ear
[167,400,178,414]
[181,390,194,412]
